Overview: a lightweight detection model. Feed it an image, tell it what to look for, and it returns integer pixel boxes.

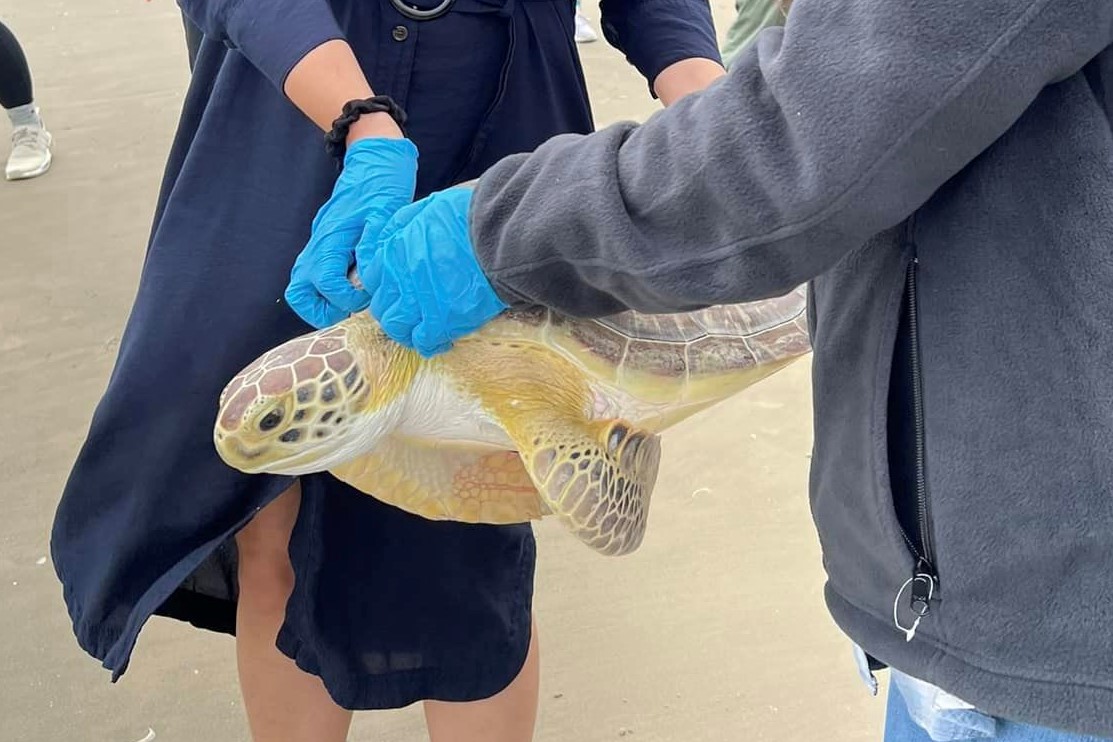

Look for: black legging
[0,21,33,110]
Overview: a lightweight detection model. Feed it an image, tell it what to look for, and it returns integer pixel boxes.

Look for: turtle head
[214,316,418,475]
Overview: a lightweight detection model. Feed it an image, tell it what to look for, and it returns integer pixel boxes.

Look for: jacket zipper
[895,256,939,641]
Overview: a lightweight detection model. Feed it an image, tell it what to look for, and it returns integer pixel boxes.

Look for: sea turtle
[213,286,810,556]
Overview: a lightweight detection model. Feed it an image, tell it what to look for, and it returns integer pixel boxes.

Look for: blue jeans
[884,680,1110,742]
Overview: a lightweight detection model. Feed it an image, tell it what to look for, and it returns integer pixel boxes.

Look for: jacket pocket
[880,235,940,641]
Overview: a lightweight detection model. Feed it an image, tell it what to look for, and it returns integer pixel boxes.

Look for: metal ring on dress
[388,0,456,21]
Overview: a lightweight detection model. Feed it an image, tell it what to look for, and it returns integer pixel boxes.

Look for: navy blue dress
[50,0,719,709]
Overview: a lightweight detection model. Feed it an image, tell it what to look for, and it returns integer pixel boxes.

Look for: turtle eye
[259,408,284,432]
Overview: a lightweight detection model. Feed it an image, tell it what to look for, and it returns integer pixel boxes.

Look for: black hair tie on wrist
[324,96,408,168]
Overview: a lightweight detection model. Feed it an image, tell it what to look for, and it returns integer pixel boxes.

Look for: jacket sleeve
[469,0,1113,317]
[177,0,344,90]
[598,0,722,87]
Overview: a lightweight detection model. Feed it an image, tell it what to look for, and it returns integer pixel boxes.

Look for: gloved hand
[285,137,419,329]
[360,186,508,357]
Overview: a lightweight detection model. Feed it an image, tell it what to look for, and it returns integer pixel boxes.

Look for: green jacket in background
[720,0,784,67]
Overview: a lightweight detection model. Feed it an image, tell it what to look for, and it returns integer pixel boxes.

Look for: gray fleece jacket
[468,0,1113,735]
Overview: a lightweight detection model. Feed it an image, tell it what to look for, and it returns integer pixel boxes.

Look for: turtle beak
[214,430,270,473]
[215,429,340,475]
[245,446,347,476]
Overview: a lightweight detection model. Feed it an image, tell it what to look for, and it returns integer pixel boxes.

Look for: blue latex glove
[285,137,419,329]
[360,187,508,357]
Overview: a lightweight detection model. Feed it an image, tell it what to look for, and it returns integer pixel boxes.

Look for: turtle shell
[479,285,811,411]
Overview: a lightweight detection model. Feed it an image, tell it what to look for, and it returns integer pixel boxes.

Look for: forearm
[177,0,397,139]
[283,40,402,140]
[652,57,726,106]
[471,0,1113,317]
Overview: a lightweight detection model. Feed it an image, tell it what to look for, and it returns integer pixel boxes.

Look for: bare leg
[235,481,353,742]
[423,622,541,742]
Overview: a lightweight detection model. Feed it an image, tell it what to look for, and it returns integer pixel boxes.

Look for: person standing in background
[1,19,52,181]
[720,0,783,67]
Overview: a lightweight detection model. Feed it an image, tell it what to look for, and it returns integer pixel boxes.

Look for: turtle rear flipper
[518,417,661,556]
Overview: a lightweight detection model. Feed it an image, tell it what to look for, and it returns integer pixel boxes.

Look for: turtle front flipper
[443,338,662,556]
[515,416,661,556]
[328,435,546,525]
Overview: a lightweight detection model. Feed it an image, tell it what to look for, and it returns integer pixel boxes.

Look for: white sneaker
[6,124,53,181]
[574,13,598,43]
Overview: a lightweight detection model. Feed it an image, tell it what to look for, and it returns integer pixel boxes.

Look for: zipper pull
[893,565,936,642]
[909,570,935,618]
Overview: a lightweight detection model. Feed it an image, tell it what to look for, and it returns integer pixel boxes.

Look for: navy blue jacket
[50,0,722,701]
